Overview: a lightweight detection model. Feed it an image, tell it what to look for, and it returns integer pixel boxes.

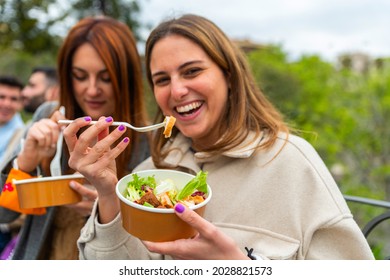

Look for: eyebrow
[151,60,203,79]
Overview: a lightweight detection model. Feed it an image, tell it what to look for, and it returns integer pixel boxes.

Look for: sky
[137,0,390,62]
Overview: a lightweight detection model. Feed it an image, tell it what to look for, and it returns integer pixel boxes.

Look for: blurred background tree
[0,0,144,80]
[0,0,61,54]
[70,0,142,41]
[246,45,390,202]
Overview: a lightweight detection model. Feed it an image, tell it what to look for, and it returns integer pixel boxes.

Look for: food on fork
[59,117,170,133]
[163,116,176,138]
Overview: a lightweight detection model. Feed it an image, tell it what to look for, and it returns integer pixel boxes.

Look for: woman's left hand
[142,204,249,260]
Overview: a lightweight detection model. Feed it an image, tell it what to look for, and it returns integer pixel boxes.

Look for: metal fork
[58,119,167,133]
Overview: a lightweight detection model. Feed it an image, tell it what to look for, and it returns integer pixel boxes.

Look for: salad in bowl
[116,169,212,242]
[124,170,208,209]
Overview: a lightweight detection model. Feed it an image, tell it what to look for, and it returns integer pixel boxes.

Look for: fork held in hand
[58,116,176,133]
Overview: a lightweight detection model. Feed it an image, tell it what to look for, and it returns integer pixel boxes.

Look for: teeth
[176,101,202,113]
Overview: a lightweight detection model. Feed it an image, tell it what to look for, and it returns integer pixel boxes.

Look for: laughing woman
[63,14,374,260]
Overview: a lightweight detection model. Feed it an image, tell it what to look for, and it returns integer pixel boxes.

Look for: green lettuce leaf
[176,170,208,201]
[125,173,156,201]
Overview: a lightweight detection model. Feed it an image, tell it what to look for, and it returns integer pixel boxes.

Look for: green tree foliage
[334,64,390,199]
[0,0,144,55]
[0,0,145,82]
[0,0,61,54]
[246,46,390,202]
[247,48,390,256]
[247,46,337,146]
[248,45,301,123]
[70,0,143,41]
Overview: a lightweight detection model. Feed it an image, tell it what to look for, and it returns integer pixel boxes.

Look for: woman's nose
[86,78,99,96]
[170,78,189,100]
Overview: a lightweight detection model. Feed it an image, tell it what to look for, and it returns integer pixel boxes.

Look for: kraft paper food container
[14,174,86,208]
[116,169,212,242]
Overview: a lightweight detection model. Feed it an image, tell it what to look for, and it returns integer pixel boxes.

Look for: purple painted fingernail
[105,116,113,122]
[123,137,129,143]
[174,203,185,213]
[118,125,125,131]
[84,116,92,122]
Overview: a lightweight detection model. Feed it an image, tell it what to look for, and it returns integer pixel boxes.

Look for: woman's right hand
[17,109,65,173]
[63,116,129,223]
[142,204,249,260]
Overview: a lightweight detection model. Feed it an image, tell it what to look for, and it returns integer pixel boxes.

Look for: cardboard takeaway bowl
[14,174,86,208]
[116,169,212,242]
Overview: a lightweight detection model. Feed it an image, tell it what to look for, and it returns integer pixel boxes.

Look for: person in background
[0,15,150,259]
[0,75,25,167]
[22,66,59,115]
[64,14,374,260]
[0,75,25,254]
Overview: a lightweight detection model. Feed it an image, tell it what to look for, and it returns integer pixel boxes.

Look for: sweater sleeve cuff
[79,199,129,248]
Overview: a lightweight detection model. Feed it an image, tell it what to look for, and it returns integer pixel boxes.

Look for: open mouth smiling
[175,101,203,117]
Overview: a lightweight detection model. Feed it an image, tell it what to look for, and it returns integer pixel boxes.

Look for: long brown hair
[57,16,149,177]
[145,14,289,167]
